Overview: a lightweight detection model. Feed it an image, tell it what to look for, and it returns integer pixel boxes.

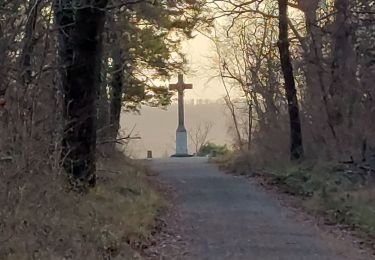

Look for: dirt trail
[149,157,366,260]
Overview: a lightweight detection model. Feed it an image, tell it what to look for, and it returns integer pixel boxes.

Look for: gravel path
[149,157,355,260]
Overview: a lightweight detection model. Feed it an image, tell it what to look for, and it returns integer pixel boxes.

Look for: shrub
[198,143,229,157]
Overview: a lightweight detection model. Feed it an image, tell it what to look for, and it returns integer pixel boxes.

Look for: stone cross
[169,74,193,156]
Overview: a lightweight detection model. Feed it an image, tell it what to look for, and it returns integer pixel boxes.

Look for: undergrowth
[0,151,166,259]
[94,152,167,250]
[221,153,375,242]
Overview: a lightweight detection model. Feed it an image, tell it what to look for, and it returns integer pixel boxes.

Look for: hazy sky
[177,32,227,101]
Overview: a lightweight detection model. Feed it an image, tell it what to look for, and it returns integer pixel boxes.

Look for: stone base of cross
[169,74,193,156]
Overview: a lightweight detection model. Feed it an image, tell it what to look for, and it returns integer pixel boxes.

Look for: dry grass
[93,153,167,246]
[0,150,166,260]
[0,54,166,258]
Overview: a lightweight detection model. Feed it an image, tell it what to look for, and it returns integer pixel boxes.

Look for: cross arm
[169,83,193,91]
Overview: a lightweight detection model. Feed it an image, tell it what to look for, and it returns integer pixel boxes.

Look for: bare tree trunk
[110,45,123,139]
[277,0,304,160]
[331,0,358,126]
[330,0,353,125]
[0,23,6,125]
[20,0,41,86]
[330,0,359,158]
[97,56,110,133]
[300,0,340,156]
[247,101,252,152]
[0,23,7,100]
[55,0,108,188]
[224,95,243,149]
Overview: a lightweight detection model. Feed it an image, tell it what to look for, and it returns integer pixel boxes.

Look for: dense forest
[0,0,374,258]
[211,0,374,164]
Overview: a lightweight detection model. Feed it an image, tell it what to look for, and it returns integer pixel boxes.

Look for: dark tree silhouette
[55,0,108,188]
[277,0,304,160]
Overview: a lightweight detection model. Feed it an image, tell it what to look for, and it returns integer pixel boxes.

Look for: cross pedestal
[169,74,193,157]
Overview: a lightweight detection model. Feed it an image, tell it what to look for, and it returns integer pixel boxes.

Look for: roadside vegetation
[220,153,375,249]
[92,153,167,256]
[273,161,375,239]
[210,0,375,250]
[1,0,374,257]
[0,0,205,258]
[198,143,229,157]
[0,151,166,259]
